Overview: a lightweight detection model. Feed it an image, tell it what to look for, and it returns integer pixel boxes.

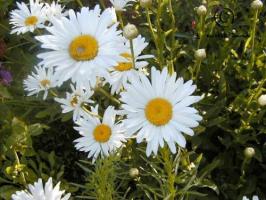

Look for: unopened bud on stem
[251,0,263,10]
[195,49,206,60]
[129,168,139,178]
[258,94,266,106]
[196,5,207,16]
[123,23,138,40]
[244,147,255,159]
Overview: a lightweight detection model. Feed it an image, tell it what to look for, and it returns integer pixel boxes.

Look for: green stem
[168,0,176,74]
[145,8,162,67]
[95,88,120,105]
[129,39,136,69]
[0,23,9,31]
[161,147,176,200]
[117,11,124,29]
[76,0,83,7]
[197,15,205,49]
[99,0,106,9]
[82,105,102,119]
[13,150,27,187]
[1,99,48,107]
[193,60,202,82]
[156,0,165,69]
[248,9,259,78]
[49,90,58,97]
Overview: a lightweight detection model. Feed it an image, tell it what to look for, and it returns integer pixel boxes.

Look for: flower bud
[258,94,266,106]
[194,49,206,60]
[123,23,139,40]
[244,147,255,159]
[196,5,207,16]
[140,0,152,8]
[129,168,139,178]
[251,0,263,10]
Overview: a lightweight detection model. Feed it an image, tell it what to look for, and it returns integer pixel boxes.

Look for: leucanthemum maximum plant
[11,177,71,200]
[55,84,94,121]
[10,0,46,35]
[108,34,154,94]
[36,6,126,87]
[23,65,60,100]
[120,67,202,156]
[74,106,127,162]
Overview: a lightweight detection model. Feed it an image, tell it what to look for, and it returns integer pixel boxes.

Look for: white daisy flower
[74,106,126,162]
[110,0,136,11]
[44,1,67,22]
[243,196,259,200]
[24,65,59,100]
[55,84,94,121]
[36,6,125,87]
[108,35,153,94]
[11,177,71,200]
[10,0,46,35]
[120,67,202,156]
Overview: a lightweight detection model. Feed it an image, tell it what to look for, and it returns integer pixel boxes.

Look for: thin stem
[117,11,124,29]
[168,0,176,74]
[49,89,58,97]
[156,0,165,69]
[0,23,9,31]
[13,149,27,187]
[76,0,83,7]
[161,147,176,200]
[129,39,136,69]
[248,9,259,77]
[193,60,202,82]
[99,0,106,9]
[82,106,102,119]
[197,15,205,49]
[145,8,161,67]
[95,88,120,105]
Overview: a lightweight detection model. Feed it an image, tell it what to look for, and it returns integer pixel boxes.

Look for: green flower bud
[123,24,139,40]
[244,147,255,159]
[129,168,139,178]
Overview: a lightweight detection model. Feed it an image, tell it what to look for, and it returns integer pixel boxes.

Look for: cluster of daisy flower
[8,0,264,199]
[9,0,204,198]
[11,0,203,160]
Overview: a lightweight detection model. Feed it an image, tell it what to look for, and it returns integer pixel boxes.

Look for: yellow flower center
[25,16,38,26]
[115,53,133,71]
[69,35,99,61]
[70,95,80,107]
[145,98,173,126]
[93,124,112,143]
[40,79,51,88]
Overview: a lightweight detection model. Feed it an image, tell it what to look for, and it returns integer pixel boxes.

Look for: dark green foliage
[0,0,266,199]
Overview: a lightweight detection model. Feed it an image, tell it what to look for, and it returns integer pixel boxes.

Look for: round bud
[123,23,139,40]
[129,168,139,178]
[140,0,152,8]
[251,0,263,10]
[194,48,206,60]
[196,5,207,16]
[244,147,255,159]
[258,94,266,106]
